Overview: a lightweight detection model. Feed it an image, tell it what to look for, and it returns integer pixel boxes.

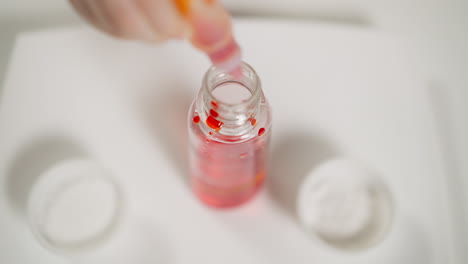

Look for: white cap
[297,158,393,250]
[27,159,121,254]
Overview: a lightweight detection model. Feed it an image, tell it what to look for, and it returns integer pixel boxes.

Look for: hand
[70,0,242,73]
[69,0,187,42]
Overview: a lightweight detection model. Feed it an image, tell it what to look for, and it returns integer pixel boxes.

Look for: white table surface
[0,19,464,263]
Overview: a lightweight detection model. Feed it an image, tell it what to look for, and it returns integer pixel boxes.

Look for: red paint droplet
[209,131,214,135]
[249,118,257,126]
[206,116,223,131]
[210,109,219,117]
[258,128,266,136]
[211,101,218,108]
[192,115,200,124]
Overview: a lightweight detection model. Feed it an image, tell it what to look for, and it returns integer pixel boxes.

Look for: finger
[84,0,114,33]
[135,0,188,39]
[69,0,99,26]
[99,0,159,41]
[69,0,114,35]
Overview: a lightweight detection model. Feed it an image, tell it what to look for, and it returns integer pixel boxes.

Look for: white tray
[0,19,460,263]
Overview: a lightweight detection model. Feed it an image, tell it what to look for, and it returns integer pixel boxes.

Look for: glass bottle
[188,62,272,208]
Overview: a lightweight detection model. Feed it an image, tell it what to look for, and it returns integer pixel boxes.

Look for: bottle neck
[197,62,263,137]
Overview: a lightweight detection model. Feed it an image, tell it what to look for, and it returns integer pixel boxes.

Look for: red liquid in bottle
[188,62,271,208]
[189,122,269,208]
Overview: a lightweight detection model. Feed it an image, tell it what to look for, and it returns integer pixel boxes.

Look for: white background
[1,0,467,257]
[0,21,460,263]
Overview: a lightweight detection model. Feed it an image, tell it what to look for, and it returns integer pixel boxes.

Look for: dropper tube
[174,0,242,75]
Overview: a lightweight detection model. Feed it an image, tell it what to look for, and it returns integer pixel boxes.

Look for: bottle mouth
[202,61,262,110]
[200,61,263,137]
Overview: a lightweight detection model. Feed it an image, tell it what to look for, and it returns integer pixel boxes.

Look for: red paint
[210,109,219,117]
[249,118,257,126]
[258,128,266,136]
[209,131,214,135]
[211,101,218,108]
[206,116,223,131]
[192,115,201,124]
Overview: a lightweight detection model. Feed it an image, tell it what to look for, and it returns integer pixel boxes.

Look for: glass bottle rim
[202,61,262,109]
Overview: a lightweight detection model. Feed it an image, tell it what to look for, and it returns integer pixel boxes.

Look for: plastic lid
[27,159,121,254]
[297,158,394,250]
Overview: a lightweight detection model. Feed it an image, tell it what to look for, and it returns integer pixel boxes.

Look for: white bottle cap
[297,158,393,250]
[27,159,121,254]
